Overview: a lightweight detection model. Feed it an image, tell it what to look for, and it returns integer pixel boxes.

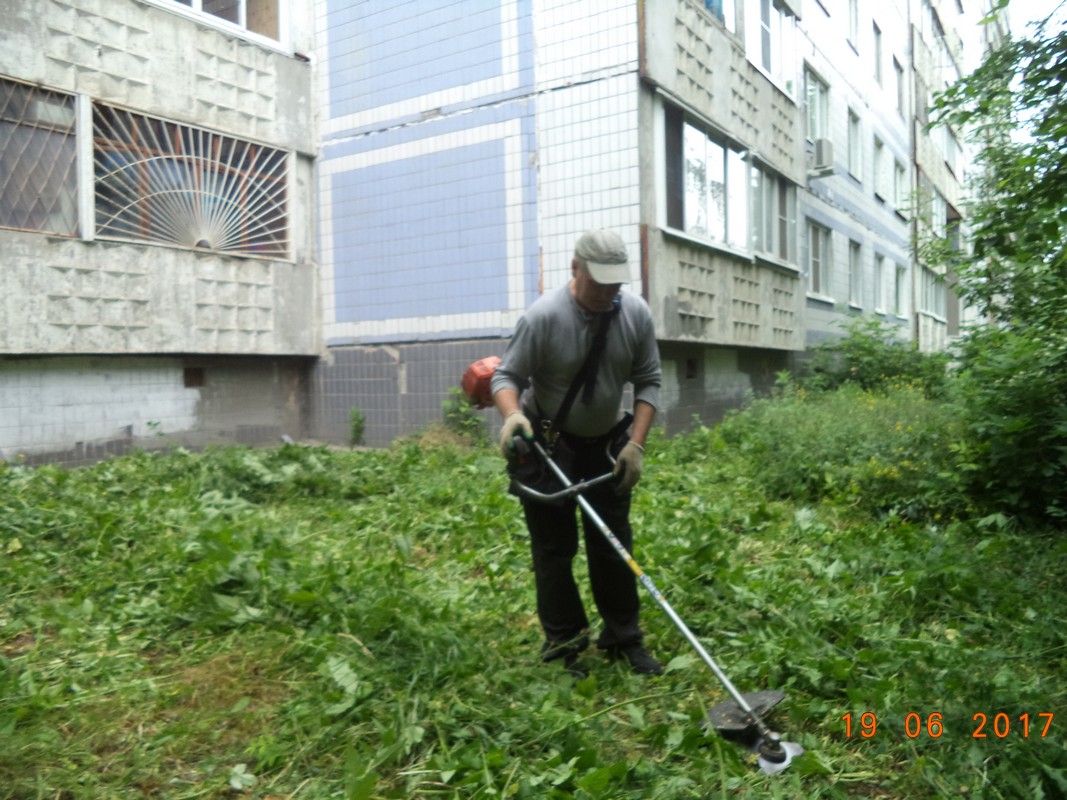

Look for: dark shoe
[540,634,590,664]
[606,643,663,675]
[562,652,588,679]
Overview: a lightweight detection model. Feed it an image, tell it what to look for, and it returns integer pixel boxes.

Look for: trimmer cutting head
[707,690,785,745]
[755,734,805,775]
[706,691,804,774]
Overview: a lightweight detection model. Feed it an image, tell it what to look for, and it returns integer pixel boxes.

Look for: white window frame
[746,0,798,96]
[893,160,908,215]
[141,0,290,53]
[849,240,862,308]
[848,0,859,48]
[807,220,832,297]
[894,263,908,317]
[848,109,862,180]
[703,0,737,32]
[873,22,883,85]
[893,58,905,117]
[806,67,830,141]
[751,163,797,264]
[874,253,885,312]
[874,137,888,201]
[920,265,946,318]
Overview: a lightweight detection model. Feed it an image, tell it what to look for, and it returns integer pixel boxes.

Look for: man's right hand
[499,411,534,457]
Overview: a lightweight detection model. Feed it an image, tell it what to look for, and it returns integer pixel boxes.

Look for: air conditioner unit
[809,138,834,177]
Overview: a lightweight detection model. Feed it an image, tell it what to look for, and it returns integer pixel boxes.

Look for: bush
[954,322,1067,521]
[713,381,969,520]
[804,317,949,398]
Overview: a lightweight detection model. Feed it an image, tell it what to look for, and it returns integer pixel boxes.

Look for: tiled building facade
[1,0,1004,460]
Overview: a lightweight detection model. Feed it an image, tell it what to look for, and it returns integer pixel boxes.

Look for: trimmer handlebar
[508,436,617,504]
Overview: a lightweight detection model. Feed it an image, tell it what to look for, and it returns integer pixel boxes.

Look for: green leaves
[2,431,1065,798]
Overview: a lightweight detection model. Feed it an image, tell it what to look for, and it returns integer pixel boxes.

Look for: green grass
[1,405,1064,799]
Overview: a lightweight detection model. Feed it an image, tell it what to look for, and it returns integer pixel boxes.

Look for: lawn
[1,405,1064,798]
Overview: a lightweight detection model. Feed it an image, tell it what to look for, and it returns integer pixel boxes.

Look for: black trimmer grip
[510,435,531,460]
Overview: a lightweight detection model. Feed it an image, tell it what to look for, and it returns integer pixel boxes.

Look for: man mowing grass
[492,228,663,678]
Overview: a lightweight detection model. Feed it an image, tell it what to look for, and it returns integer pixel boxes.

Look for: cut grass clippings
[1,414,1065,798]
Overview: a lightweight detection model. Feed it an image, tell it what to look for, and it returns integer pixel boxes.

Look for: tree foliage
[928,2,1067,520]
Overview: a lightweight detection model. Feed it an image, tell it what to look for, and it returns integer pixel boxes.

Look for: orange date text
[841,711,1054,739]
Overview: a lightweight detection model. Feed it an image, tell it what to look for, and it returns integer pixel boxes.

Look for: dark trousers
[521,436,642,659]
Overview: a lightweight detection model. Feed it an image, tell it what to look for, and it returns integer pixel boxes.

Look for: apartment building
[0,0,318,463]
[311,0,1001,445]
[1,0,1003,461]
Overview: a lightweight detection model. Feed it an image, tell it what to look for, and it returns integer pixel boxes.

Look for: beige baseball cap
[574,228,630,284]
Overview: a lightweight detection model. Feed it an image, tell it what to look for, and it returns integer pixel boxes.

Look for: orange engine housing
[461,356,501,409]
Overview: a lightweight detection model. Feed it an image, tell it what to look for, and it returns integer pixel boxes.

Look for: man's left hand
[613,441,644,493]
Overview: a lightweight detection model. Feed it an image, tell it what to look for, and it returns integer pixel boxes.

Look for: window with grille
[0,78,78,236]
[93,103,289,257]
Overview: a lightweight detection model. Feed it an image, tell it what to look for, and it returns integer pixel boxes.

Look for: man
[491,228,663,676]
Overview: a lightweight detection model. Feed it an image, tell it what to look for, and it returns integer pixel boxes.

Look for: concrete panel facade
[1,0,319,462]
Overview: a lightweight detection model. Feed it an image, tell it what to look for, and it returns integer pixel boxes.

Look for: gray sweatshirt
[491,285,661,438]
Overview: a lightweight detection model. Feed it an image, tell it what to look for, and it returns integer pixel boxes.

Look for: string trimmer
[510,438,804,775]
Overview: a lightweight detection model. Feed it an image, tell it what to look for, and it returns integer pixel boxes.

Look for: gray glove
[499,411,534,457]
[613,441,644,493]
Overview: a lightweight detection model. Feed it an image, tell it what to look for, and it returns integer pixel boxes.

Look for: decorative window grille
[0,78,78,236]
[93,103,289,257]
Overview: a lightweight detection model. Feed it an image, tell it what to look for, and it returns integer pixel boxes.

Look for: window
[849,240,862,307]
[894,263,907,316]
[751,164,797,262]
[666,111,748,250]
[920,266,946,317]
[893,58,905,116]
[746,0,797,94]
[874,254,885,311]
[848,0,859,47]
[93,103,289,257]
[665,105,799,266]
[704,0,736,32]
[806,68,830,140]
[848,109,862,179]
[873,137,888,200]
[943,127,961,177]
[0,78,78,236]
[808,221,832,295]
[165,0,280,39]
[893,160,908,214]
[873,22,883,85]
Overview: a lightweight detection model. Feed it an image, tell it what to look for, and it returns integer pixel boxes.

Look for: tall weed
[712,382,968,520]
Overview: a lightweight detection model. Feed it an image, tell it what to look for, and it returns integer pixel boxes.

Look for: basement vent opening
[184,367,206,388]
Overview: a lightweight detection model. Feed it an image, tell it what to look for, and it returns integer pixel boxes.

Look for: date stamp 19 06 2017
[842,712,1055,740]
